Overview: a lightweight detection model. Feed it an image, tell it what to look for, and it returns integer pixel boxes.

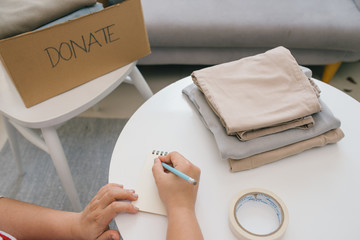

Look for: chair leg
[129,66,153,100]
[322,62,342,83]
[2,116,23,175]
[41,127,82,212]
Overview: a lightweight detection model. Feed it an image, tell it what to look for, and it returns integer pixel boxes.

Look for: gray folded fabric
[299,66,312,78]
[228,128,344,172]
[0,0,97,39]
[354,0,360,11]
[182,84,341,160]
[38,3,103,30]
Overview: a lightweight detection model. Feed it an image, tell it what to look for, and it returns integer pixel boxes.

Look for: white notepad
[133,150,168,216]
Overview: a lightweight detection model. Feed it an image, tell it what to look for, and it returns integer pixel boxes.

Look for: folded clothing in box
[38,3,103,30]
[0,0,97,39]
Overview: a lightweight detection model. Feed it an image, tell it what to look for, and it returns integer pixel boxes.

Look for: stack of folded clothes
[183,46,344,172]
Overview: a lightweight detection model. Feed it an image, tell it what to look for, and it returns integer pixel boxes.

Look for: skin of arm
[0,183,139,240]
[152,151,203,240]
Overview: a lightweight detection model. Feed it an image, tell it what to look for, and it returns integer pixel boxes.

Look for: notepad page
[133,152,167,216]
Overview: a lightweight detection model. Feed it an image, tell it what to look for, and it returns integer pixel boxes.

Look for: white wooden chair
[0,61,153,211]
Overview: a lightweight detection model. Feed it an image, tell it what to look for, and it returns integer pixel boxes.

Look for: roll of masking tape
[229,188,289,240]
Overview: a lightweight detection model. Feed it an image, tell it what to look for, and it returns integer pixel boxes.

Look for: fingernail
[132,193,138,198]
[153,157,158,163]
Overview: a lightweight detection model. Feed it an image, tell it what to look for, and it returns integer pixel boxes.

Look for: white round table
[109,76,360,239]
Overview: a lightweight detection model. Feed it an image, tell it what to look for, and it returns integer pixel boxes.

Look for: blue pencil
[161,162,197,185]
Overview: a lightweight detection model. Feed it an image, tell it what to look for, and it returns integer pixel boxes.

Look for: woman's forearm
[0,184,138,240]
[0,197,80,240]
[166,208,203,240]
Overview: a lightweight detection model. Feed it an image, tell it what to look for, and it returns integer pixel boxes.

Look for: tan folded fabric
[236,115,314,141]
[192,46,321,139]
[228,128,344,172]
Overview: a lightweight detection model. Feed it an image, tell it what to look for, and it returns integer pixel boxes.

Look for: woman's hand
[152,152,201,212]
[73,183,139,240]
[152,152,203,239]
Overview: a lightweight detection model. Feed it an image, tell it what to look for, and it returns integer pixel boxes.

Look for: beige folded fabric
[236,115,314,141]
[0,0,96,39]
[228,128,344,172]
[192,46,321,140]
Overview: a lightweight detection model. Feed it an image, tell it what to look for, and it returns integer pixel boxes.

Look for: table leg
[41,127,82,212]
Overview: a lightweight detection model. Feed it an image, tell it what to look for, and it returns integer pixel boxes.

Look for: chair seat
[0,61,134,128]
[1,60,153,211]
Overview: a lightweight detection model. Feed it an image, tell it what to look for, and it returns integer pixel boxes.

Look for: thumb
[96,229,121,240]
[152,157,165,178]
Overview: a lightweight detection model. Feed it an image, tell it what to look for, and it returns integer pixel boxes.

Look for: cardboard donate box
[0,0,151,108]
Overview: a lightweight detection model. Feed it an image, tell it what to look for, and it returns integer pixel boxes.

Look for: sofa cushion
[141,0,360,54]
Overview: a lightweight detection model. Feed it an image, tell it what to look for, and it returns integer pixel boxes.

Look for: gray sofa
[138,0,360,80]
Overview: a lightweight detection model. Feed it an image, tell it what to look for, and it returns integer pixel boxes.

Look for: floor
[0,62,359,151]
